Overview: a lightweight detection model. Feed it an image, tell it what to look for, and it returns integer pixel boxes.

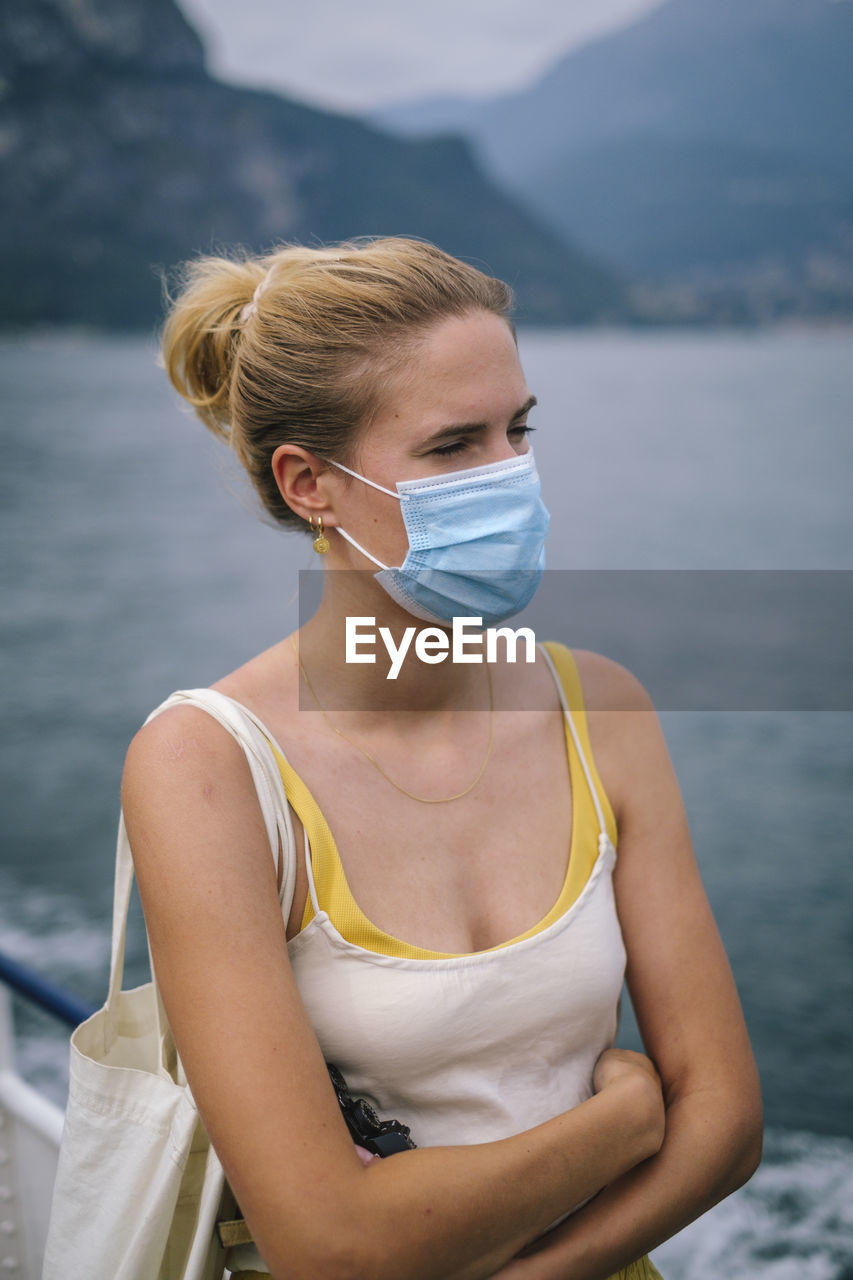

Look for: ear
[271,445,337,526]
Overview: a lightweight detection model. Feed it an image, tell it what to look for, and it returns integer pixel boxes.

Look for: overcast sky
[178,0,667,113]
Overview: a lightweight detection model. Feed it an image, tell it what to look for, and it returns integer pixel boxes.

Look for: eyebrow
[419,395,538,448]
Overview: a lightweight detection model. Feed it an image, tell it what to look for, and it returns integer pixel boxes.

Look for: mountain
[0,0,626,328]
[376,0,853,316]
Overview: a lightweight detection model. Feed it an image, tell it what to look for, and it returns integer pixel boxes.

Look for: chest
[287,838,626,1146]
[281,705,574,954]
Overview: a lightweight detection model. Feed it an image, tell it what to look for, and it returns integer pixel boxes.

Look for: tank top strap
[270,749,324,917]
[539,642,618,850]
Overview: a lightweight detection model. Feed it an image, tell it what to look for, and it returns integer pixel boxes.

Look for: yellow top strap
[541,641,617,845]
[272,642,617,960]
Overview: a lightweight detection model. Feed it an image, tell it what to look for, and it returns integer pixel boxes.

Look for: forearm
[257,1077,662,1280]
[496,1086,762,1280]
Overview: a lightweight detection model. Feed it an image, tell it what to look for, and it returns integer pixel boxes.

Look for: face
[326,309,537,570]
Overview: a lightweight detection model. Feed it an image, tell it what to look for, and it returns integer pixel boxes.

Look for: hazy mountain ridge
[0,0,626,328]
[376,0,853,319]
[1,0,207,80]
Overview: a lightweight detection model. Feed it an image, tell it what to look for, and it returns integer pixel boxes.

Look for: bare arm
[492,655,763,1279]
[122,706,665,1280]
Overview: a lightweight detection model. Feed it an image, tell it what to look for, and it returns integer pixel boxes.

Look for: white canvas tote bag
[43,689,297,1280]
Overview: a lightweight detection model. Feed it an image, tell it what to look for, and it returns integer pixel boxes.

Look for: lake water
[1,327,851,1277]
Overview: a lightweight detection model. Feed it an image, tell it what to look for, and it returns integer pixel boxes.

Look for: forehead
[370,310,528,435]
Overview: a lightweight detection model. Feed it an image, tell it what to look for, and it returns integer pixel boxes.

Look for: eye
[510,424,535,445]
[428,424,535,458]
[430,439,469,457]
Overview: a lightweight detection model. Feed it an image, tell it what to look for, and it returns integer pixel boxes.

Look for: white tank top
[289,832,624,1147]
[226,643,628,1272]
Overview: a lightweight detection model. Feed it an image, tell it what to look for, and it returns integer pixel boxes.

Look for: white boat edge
[0,984,64,1279]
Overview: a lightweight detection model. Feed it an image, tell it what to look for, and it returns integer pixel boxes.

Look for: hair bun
[162,255,271,439]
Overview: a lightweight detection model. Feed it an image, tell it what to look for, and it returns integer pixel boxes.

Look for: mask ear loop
[324,458,411,570]
[327,458,411,502]
[335,526,391,570]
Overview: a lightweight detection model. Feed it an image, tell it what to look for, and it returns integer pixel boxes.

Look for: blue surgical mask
[328,449,550,627]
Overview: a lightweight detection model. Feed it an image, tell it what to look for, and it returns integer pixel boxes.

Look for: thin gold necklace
[288,632,494,804]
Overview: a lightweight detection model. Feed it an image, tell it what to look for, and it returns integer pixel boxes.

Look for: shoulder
[121,699,268,863]
[123,700,249,787]
[570,649,656,714]
[124,635,295,783]
[122,700,284,935]
[541,641,654,713]
[551,647,669,826]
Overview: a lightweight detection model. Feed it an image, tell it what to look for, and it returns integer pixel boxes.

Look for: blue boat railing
[0,948,96,1029]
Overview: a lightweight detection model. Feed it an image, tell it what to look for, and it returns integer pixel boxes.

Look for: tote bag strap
[104,688,298,1054]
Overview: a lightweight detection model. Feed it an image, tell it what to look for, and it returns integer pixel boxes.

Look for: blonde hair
[161,237,514,531]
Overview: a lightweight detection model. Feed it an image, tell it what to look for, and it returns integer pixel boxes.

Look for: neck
[295,571,492,719]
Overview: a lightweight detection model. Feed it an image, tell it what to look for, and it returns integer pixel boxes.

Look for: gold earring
[309,515,330,554]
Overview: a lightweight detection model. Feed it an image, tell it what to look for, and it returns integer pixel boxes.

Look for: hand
[593,1047,660,1095]
[593,1048,665,1159]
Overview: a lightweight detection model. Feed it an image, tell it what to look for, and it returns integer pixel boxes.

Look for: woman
[124,237,762,1279]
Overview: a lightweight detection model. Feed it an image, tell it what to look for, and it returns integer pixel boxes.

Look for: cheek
[375,500,411,562]
[341,486,410,563]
